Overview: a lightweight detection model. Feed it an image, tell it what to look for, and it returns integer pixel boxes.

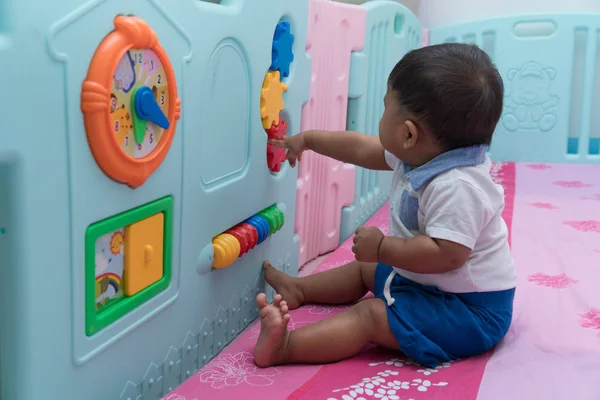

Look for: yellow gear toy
[260,71,288,129]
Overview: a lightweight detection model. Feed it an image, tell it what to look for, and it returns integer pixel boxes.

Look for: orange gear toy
[260,71,288,129]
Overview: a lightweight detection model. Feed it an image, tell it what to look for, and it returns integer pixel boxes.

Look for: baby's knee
[352,299,399,349]
[357,262,378,291]
[352,299,388,333]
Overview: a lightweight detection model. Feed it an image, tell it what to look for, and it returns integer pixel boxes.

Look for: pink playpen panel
[295,0,366,267]
[421,28,430,47]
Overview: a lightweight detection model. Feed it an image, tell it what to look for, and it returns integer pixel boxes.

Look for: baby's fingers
[288,154,298,168]
[268,137,288,148]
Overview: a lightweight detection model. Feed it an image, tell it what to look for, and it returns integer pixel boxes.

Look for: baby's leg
[254,293,398,367]
[264,260,376,309]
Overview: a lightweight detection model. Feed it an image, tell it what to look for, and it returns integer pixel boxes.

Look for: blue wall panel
[0,0,309,398]
[341,0,422,244]
[431,14,600,163]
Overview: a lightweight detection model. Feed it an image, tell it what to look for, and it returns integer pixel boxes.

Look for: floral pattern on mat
[162,162,516,400]
[527,273,578,289]
[163,161,600,399]
[563,220,600,233]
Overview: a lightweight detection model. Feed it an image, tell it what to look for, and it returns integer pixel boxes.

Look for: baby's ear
[405,120,418,137]
[404,120,419,148]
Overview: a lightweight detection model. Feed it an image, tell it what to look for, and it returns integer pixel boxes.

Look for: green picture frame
[85,196,173,336]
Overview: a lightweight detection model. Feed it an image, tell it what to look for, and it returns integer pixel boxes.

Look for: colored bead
[227,222,260,256]
[271,206,285,232]
[238,223,259,251]
[257,205,285,235]
[268,205,284,232]
[212,233,241,268]
[226,226,251,256]
[257,209,276,235]
[245,215,270,244]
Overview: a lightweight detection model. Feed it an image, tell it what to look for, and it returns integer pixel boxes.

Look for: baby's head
[379,43,504,166]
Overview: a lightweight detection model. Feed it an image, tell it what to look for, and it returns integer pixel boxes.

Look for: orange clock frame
[81,15,181,188]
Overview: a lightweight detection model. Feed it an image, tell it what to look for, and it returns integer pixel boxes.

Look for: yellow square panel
[124,213,164,296]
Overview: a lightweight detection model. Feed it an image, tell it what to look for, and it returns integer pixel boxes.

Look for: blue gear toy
[270,21,295,78]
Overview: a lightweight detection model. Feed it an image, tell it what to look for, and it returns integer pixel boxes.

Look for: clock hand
[135,86,170,128]
[131,87,148,145]
[132,86,170,145]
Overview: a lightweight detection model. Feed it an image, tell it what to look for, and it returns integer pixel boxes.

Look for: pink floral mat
[164,162,600,400]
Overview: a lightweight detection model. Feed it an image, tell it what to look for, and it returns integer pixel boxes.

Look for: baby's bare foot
[254,293,291,368]
[263,261,304,310]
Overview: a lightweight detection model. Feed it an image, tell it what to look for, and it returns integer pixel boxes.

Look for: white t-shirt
[384,147,516,293]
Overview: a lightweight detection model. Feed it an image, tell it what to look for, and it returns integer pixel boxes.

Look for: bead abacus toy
[212,204,285,269]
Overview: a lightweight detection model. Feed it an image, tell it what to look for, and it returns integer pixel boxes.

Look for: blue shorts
[374,263,515,368]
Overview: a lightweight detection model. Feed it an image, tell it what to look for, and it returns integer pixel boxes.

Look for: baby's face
[379,90,435,166]
[379,90,408,158]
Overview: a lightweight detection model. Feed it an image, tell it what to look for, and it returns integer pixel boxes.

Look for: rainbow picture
[96,272,121,293]
[95,272,123,312]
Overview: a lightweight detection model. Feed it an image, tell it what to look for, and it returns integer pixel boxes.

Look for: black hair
[388,43,504,150]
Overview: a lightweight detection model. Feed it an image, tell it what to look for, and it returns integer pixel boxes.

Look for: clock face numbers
[110,49,170,159]
[81,15,182,188]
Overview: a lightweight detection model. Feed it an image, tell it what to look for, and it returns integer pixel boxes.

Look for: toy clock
[81,15,181,188]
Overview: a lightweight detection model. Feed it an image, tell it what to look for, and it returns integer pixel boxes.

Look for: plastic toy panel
[296,0,365,267]
[340,0,422,244]
[430,14,600,163]
[81,16,181,188]
[0,0,309,399]
[85,197,173,336]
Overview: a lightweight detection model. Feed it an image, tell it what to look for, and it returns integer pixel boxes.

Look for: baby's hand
[268,133,308,168]
[352,226,385,263]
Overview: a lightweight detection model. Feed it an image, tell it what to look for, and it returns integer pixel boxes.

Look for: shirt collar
[403,145,488,191]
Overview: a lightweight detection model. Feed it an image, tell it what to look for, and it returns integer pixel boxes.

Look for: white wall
[419,0,600,29]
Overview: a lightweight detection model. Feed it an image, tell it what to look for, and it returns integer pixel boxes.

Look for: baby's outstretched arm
[269,130,391,170]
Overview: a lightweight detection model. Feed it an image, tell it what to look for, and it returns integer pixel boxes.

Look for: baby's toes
[256,293,269,309]
[280,301,289,315]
